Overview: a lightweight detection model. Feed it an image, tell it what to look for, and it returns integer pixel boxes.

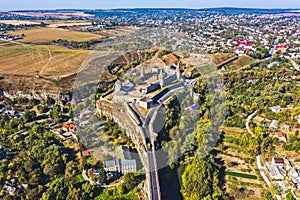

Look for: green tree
[286,191,296,200]
[181,155,224,200]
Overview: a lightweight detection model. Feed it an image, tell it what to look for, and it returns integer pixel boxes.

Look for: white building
[266,162,286,180]
[289,167,299,179]
[269,106,281,113]
[270,120,279,129]
[104,157,137,175]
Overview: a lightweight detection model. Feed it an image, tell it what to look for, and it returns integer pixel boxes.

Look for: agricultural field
[96,26,140,38]
[47,21,92,28]
[0,44,91,76]
[9,27,104,43]
[0,20,40,25]
[216,126,265,199]
[212,53,237,65]
[10,11,93,19]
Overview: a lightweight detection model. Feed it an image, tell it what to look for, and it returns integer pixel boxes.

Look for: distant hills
[9,7,300,13]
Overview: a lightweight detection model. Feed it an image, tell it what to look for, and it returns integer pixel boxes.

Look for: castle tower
[190,87,194,99]
[158,69,164,87]
[140,66,145,78]
[115,80,122,92]
[176,63,181,81]
[176,61,180,69]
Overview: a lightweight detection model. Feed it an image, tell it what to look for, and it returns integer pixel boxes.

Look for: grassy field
[9,28,104,43]
[0,44,91,76]
[225,171,258,179]
[47,21,92,28]
[212,53,237,67]
[0,20,40,25]
[225,55,256,71]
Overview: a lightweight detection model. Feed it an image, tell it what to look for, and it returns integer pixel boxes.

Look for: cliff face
[0,74,73,101]
[2,89,71,102]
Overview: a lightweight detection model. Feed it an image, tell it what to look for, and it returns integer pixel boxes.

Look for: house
[79,120,90,126]
[91,121,106,128]
[49,122,56,128]
[122,81,135,92]
[63,124,70,131]
[69,124,76,132]
[120,159,137,174]
[282,124,290,131]
[186,104,199,111]
[83,150,91,156]
[272,158,284,166]
[104,157,121,173]
[295,114,300,124]
[63,124,76,132]
[275,45,288,52]
[277,132,287,142]
[292,177,300,190]
[289,167,299,179]
[3,185,16,195]
[104,156,137,175]
[3,110,15,116]
[269,106,281,113]
[266,162,286,180]
[270,120,279,129]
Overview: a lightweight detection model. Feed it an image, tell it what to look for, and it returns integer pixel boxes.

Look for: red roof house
[277,132,285,137]
[275,45,288,52]
[272,158,284,165]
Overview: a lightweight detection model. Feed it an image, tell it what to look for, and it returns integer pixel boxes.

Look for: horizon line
[2,6,300,12]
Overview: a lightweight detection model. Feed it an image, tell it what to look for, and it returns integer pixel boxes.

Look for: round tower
[140,66,145,78]
[176,63,181,81]
[158,69,164,87]
[115,80,122,92]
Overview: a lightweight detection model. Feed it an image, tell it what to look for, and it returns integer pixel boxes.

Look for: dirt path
[0,38,26,46]
[39,46,52,75]
[246,110,259,137]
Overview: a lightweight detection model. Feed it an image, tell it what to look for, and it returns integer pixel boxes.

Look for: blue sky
[1,0,300,11]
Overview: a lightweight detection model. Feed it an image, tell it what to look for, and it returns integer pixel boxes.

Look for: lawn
[225,171,257,179]
[96,186,140,200]
[0,44,91,76]
[9,27,104,43]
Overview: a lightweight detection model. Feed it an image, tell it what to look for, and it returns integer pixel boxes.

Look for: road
[0,38,26,46]
[256,155,271,186]
[245,110,258,137]
[143,124,161,200]
[140,84,186,200]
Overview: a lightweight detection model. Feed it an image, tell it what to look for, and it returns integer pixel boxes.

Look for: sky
[1,0,300,11]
